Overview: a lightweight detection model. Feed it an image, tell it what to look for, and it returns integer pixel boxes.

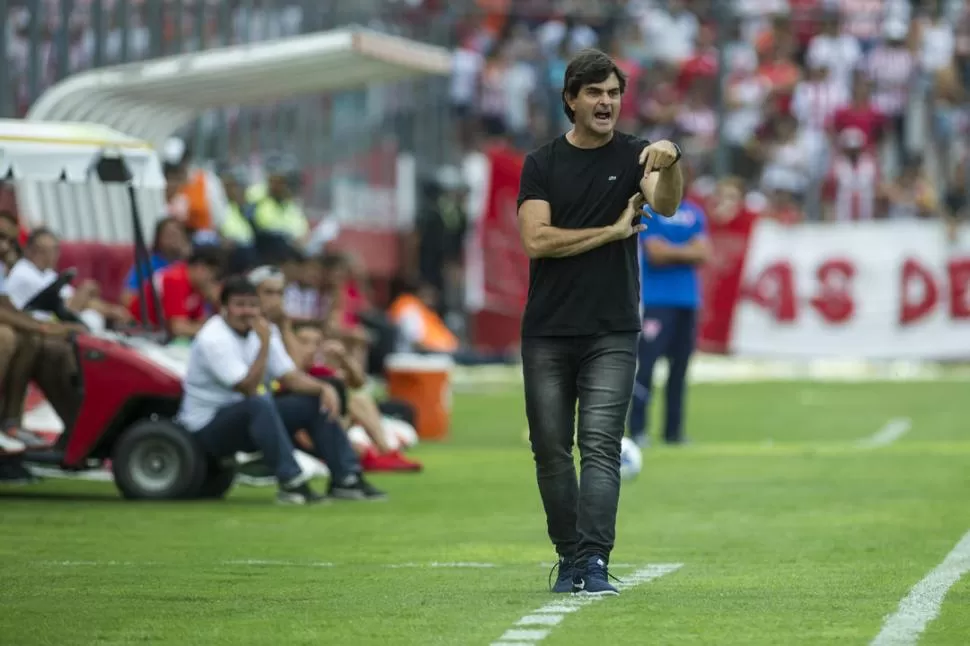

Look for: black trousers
[521,332,638,564]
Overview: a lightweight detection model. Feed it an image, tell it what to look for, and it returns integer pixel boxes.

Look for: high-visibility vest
[387,294,458,354]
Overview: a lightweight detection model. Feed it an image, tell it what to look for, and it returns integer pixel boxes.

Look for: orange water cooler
[384,353,454,441]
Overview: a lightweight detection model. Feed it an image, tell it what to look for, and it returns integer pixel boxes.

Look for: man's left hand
[639,141,680,174]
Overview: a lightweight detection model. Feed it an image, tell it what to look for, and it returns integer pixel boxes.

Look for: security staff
[628,197,710,447]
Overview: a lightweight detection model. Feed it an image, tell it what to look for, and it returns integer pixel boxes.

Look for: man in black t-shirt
[516,49,684,596]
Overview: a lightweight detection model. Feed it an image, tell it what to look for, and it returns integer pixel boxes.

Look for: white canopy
[0,120,165,188]
[1,121,167,242]
[27,28,453,148]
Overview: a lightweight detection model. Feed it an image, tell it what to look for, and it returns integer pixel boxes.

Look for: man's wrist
[669,141,682,164]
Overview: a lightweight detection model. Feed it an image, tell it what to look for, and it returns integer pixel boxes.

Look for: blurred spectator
[281,248,321,322]
[916,0,956,75]
[830,71,887,151]
[5,228,130,330]
[120,217,191,308]
[246,153,309,250]
[791,58,847,176]
[822,127,880,222]
[415,165,469,324]
[762,183,806,225]
[162,138,228,238]
[641,0,699,65]
[128,246,225,339]
[806,9,863,94]
[387,277,459,355]
[882,154,940,220]
[864,19,915,162]
[217,165,262,273]
[757,113,815,196]
[674,78,718,175]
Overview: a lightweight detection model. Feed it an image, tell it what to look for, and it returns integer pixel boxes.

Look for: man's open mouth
[594,109,611,122]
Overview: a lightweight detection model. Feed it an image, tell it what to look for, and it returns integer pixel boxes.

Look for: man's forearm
[0,301,44,333]
[647,238,709,266]
[641,164,684,216]
[525,224,618,259]
[236,343,270,395]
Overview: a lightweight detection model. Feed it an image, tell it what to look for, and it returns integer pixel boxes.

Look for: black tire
[111,419,206,500]
[198,461,237,499]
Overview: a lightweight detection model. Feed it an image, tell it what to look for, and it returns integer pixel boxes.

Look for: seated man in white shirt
[4,228,131,329]
[178,276,386,504]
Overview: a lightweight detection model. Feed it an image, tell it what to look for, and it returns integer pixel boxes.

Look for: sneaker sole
[572,589,619,597]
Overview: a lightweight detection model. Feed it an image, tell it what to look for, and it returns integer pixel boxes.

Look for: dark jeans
[521,332,638,564]
[195,395,304,485]
[629,307,697,443]
[273,393,360,483]
[195,393,361,485]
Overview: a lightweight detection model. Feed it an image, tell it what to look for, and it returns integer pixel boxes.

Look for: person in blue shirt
[119,217,190,308]
[629,198,711,446]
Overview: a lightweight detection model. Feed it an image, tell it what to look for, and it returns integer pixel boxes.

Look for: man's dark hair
[152,217,186,253]
[561,49,627,124]
[26,227,57,248]
[187,245,226,275]
[220,274,257,306]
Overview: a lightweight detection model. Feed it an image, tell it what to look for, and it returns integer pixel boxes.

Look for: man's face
[29,233,58,271]
[268,174,290,201]
[224,293,261,332]
[0,217,18,258]
[852,78,871,103]
[221,176,245,205]
[157,221,189,259]
[187,264,217,292]
[569,73,622,137]
[257,277,285,322]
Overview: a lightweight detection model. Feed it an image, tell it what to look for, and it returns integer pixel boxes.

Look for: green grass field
[1,380,969,645]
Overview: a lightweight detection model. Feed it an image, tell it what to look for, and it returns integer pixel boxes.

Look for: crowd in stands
[451,0,970,224]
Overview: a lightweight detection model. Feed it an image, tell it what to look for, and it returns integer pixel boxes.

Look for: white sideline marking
[223,559,334,567]
[516,615,563,627]
[870,530,970,646]
[858,418,912,448]
[490,563,682,646]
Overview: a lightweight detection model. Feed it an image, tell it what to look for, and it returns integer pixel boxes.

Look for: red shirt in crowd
[829,104,886,150]
[677,48,718,94]
[128,262,207,326]
[698,198,760,354]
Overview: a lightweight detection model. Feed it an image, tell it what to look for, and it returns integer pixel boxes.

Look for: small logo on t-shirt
[608,175,617,181]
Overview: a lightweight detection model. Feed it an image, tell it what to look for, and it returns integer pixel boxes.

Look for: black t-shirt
[517,131,648,337]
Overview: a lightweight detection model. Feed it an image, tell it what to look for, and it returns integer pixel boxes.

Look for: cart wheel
[198,461,237,499]
[112,420,205,500]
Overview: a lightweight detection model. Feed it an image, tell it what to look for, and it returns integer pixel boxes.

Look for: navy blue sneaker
[572,555,620,596]
[548,555,577,593]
